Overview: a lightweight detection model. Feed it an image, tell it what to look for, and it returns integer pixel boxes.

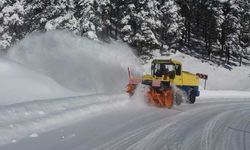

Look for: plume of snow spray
[7,31,143,94]
[171,84,188,105]
[130,84,149,107]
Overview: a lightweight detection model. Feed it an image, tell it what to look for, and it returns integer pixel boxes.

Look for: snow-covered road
[1,93,250,150]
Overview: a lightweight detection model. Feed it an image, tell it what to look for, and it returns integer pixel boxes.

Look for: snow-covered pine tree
[215,0,243,64]
[120,0,161,55]
[120,0,134,44]
[176,0,193,47]
[186,0,217,58]
[44,0,78,34]
[75,0,101,40]
[135,0,161,53]
[96,0,112,41]
[238,0,250,65]
[109,0,126,39]
[24,0,49,32]
[225,0,245,64]
[0,0,7,50]
[159,0,184,48]
[0,0,25,50]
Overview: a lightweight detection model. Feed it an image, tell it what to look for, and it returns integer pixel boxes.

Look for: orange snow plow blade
[148,88,173,108]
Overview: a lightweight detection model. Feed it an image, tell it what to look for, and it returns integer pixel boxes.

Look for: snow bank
[0,57,75,105]
[7,31,142,94]
[143,50,250,91]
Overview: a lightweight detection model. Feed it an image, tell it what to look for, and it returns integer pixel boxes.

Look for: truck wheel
[174,88,183,106]
[188,89,196,104]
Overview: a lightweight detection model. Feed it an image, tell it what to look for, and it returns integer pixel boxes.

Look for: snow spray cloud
[7,31,142,94]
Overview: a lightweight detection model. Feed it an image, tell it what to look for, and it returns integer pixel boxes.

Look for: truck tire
[174,88,183,105]
[188,89,196,104]
[174,93,181,105]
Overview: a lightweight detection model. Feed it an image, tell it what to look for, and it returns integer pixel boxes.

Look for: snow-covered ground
[0,31,250,150]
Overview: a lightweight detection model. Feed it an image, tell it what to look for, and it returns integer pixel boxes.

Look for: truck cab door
[173,64,182,86]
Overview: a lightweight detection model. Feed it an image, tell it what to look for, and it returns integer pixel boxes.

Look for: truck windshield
[152,63,175,76]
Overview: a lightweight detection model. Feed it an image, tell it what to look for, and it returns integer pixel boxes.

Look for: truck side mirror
[151,64,155,75]
[175,65,181,76]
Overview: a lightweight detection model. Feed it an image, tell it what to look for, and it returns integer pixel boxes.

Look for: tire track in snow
[92,113,178,150]
[92,104,218,150]
[201,106,250,150]
[125,105,222,150]
[243,122,250,150]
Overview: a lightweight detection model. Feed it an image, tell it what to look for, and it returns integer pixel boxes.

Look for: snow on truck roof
[152,59,181,65]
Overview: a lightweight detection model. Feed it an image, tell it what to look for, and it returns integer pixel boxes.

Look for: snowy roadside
[199,90,250,99]
[0,94,130,146]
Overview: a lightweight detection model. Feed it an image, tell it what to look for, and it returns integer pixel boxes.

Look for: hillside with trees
[0,0,249,65]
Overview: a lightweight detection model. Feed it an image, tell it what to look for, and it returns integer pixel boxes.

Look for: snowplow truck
[127,59,201,108]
